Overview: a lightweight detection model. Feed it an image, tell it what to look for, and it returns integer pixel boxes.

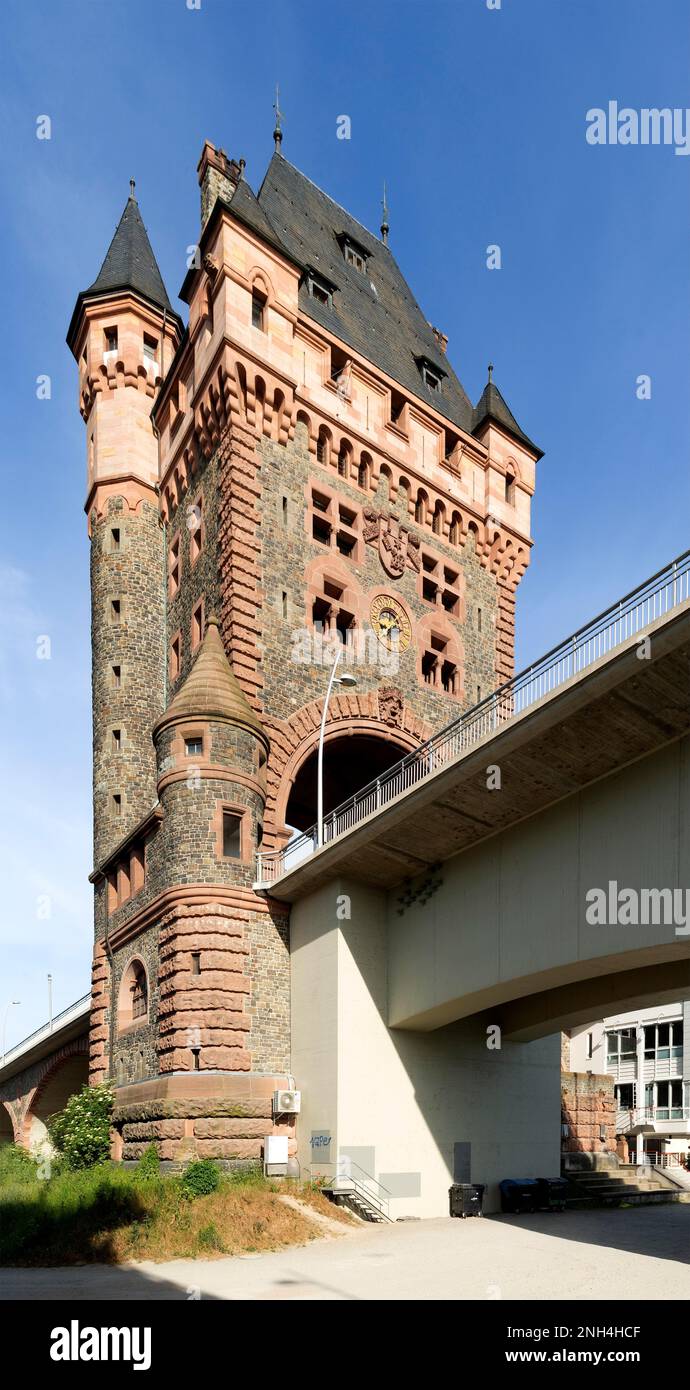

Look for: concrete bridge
[255,553,690,1213]
[0,996,89,1151]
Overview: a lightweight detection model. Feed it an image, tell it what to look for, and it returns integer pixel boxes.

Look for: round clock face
[370,594,412,652]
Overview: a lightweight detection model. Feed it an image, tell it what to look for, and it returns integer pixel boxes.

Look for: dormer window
[338,232,369,274]
[415,355,444,393]
[306,271,334,308]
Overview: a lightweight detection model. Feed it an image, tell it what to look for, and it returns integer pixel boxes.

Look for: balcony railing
[255,548,690,889]
[616,1106,690,1133]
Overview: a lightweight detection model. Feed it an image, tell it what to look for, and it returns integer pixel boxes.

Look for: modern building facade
[65,133,544,1204]
[569,1003,690,1164]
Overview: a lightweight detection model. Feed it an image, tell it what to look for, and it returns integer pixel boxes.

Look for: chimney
[197,141,241,230]
[431,325,448,355]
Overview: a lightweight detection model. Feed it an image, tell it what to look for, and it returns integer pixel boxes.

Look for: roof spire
[273,84,283,152]
[380,180,389,245]
[488,361,494,383]
[129,177,136,201]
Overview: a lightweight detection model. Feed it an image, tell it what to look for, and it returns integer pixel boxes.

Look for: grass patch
[0,1149,345,1265]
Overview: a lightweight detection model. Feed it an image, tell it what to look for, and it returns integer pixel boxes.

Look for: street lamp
[1,1000,21,1064]
[317,647,357,847]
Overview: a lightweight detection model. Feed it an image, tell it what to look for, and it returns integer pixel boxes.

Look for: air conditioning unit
[273,1088,301,1115]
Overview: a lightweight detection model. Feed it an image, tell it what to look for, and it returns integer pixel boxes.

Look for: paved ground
[2,1205,690,1300]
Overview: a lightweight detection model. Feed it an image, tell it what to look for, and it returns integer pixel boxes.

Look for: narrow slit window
[222,811,242,859]
[191,952,201,976]
[251,288,267,331]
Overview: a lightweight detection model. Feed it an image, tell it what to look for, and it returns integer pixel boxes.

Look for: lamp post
[317,647,357,847]
[1,1000,21,1064]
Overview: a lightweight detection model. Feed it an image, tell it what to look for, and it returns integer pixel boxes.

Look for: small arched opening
[118,958,149,1033]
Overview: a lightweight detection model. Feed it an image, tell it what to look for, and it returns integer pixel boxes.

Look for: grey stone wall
[90,496,165,867]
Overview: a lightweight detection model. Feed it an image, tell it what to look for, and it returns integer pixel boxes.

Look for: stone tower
[67,189,182,866]
[69,142,541,1165]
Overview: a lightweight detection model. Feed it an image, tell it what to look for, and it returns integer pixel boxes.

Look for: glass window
[222,811,242,859]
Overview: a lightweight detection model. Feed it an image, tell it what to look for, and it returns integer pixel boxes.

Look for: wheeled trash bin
[499,1178,540,1213]
[449,1183,485,1217]
[535,1177,569,1212]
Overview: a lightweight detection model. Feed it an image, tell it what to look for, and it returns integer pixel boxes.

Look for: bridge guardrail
[256,548,690,888]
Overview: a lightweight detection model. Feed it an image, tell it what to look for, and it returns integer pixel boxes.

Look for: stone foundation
[112,1072,296,1163]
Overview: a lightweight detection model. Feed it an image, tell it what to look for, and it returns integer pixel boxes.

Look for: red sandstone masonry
[90,938,109,1083]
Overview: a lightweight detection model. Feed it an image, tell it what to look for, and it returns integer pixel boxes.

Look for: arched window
[449,511,462,545]
[118,958,149,1031]
[432,501,445,536]
[337,441,351,477]
[132,965,147,1018]
[415,490,428,525]
[317,425,331,465]
[505,472,516,505]
[358,452,371,490]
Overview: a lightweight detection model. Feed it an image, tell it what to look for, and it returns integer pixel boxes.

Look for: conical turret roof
[153,616,267,742]
[67,187,183,352]
[86,190,173,312]
[471,373,542,459]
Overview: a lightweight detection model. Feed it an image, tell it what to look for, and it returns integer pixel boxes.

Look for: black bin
[449,1183,485,1217]
[535,1177,569,1212]
[499,1178,540,1214]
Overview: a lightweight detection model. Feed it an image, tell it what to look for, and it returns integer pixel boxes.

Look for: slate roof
[472,378,541,458]
[256,154,475,434]
[85,192,174,313]
[153,615,267,742]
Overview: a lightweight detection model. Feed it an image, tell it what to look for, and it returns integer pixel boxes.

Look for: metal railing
[310,1158,392,1220]
[256,548,690,888]
[616,1106,690,1132]
[0,993,91,1069]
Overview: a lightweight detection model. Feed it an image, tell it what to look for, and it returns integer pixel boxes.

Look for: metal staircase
[312,1159,393,1222]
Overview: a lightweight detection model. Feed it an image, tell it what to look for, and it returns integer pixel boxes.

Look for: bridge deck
[263,602,690,903]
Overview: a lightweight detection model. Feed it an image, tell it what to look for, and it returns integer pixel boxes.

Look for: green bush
[48,1082,114,1171]
[0,1143,38,1187]
[180,1159,220,1200]
[135,1144,160,1178]
[197,1221,225,1252]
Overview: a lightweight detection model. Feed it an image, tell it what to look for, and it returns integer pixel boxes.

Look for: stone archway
[0,1103,15,1145]
[265,693,430,846]
[23,1051,89,1156]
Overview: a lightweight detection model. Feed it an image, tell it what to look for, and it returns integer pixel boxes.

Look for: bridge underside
[277,604,690,1041]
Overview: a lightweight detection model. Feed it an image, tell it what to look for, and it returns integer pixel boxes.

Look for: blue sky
[0,0,688,1048]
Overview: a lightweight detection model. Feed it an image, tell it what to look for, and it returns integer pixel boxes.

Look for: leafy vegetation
[180,1158,220,1200]
[48,1082,114,1170]
[0,1148,350,1265]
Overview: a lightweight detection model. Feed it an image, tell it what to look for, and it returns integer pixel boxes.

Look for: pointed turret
[67,184,183,351]
[85,183,174,314]
[471,368,542,459]
[154,616,267,744]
